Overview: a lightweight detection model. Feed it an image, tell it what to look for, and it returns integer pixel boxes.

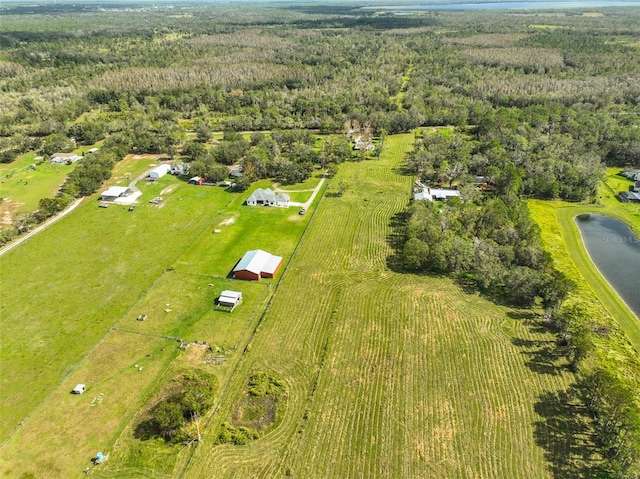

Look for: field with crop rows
[162,134,587,479]
[0,135,595,478]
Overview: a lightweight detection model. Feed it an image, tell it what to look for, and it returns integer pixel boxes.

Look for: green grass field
[0,156,314,461]
[0,161,76,219]
[0,143,105,221]
[173,134,588,479]
[0,136,595,478]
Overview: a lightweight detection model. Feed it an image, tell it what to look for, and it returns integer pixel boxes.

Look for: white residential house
[621,169,640,182]
[245,188,290,207]
[413,186,461,202]
[50,153,82,164]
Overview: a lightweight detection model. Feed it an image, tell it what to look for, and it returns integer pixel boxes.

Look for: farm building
[414,187,461,202]
[189,176,205,185]
[101,186,133,201]
[50,153,82,164]
[233,250,282,280]
[149,164,171,179]
[216,290,242,312]
[245,188,290,207]
[619,191,640,203]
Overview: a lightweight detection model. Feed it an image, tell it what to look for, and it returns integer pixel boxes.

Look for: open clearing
[0,135,593,478]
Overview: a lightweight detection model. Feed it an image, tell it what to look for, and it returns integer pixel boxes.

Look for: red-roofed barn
[233,250,282,280]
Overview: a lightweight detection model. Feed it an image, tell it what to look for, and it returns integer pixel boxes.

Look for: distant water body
[368,1,639,10]
[575,214,640,320]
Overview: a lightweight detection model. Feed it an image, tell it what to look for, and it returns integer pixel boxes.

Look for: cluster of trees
[409,116,607,203]
[551,303,640,478]
[399,194,569,307]
[147,372,216,443]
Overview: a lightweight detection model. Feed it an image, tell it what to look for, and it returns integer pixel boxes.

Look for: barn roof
[234,250,282,275]
[102,186,129,197]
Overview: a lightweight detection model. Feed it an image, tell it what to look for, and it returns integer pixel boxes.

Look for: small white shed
[72,384,86,394]
[149,164,171,179]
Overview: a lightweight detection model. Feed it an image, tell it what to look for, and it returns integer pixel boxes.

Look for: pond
[575,214,640,320]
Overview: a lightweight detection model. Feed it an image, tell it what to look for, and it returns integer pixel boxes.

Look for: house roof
[234,250,282,275]
[627,192,640,201]
[247,188,290,204]
[414,187,461,201]
[150,164,171,175]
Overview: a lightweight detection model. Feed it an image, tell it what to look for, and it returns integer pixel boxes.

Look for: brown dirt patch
[183,343,209,365]
[0,198,24,226]
[160,184,177,195]
[218,217,236,226]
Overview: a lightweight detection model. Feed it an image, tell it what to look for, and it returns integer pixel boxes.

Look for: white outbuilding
[149,164,171,180]
[72,384,86,394]
[216,290,243,312]
[101,186,132,201]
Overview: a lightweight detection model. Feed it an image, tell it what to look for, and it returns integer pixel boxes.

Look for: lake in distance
[368,1,640,10]
[575,214,640,320]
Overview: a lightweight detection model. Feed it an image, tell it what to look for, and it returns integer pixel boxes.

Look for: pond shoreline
[575,213,640,321]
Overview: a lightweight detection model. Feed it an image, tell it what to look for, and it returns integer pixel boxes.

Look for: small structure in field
[216,290,243,312]
[72,384,86,394]
[245,188,290,208]
[233,250,282,280]
[189,176,205,185]
[149,164,171,180]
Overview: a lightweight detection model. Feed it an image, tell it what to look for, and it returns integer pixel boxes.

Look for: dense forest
[1,3,639,477]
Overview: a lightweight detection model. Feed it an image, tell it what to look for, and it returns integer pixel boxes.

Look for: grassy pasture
[0,161,75,220]
[0,154,314,453]
[1,135,595,478]
[169,134,587,479]
[0,143,105,220]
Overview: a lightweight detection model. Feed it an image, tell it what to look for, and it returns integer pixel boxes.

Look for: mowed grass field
[156,135,584,479]
[1,136,593,478]
[0,158,320,476]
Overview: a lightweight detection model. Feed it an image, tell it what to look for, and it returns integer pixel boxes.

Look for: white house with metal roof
[245,188,290,208]
[414,187,461,202]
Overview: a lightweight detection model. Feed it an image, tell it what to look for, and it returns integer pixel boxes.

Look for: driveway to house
[0,198,83,258]
[279,174,327,209]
